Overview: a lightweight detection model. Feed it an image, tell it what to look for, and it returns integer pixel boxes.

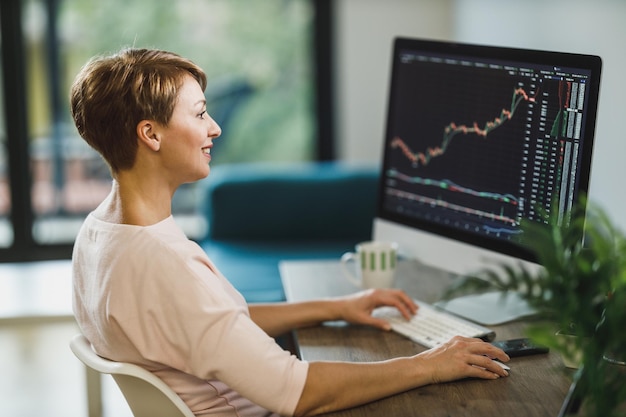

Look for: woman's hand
[249,288,416,337]
[337,288,418,331]
[415,335,510,382]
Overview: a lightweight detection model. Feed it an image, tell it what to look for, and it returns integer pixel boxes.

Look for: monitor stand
[434,291,537,326]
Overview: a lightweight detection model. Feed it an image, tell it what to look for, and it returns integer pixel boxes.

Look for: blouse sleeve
[106,234,308,415]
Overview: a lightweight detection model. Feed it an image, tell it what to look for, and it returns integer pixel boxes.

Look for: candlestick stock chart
[383,63,577,240]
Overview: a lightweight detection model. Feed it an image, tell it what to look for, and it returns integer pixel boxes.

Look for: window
[0,0,333,261]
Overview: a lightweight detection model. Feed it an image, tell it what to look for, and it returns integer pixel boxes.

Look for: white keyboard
[374,300,495,349]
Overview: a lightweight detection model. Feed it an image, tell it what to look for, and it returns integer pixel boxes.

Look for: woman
[70,48,509,417]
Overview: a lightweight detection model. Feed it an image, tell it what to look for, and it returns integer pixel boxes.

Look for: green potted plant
[445,197,626,416]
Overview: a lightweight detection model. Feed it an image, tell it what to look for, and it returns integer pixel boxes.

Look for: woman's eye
[198,110,207,119]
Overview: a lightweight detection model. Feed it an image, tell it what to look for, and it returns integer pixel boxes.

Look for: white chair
[70,334,195,417]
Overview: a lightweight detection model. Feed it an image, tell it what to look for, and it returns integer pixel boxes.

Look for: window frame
[0,0,334,262]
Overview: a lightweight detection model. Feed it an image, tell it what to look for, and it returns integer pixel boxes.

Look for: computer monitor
[373,38,602,324]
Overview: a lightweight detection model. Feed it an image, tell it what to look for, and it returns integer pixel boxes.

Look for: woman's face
[157,74,221,185]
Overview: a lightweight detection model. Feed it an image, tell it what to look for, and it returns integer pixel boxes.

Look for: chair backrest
[70,334,195,417]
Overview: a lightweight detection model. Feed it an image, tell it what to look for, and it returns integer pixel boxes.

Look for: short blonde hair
[70,48,207,172]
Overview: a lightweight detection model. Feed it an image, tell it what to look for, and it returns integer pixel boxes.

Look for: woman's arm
[294,336,510,417]
[250,289,510,416]
[248,288,417,337]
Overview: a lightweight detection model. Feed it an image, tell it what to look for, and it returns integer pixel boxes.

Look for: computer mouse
[494,360,511,371]
[474,359,511,372]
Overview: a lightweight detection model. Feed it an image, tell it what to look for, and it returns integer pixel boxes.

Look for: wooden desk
[280,259,573,417]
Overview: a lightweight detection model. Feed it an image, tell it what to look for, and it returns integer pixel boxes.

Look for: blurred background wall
[335,0,626,231]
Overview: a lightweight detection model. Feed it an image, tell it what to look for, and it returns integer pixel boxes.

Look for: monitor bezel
[376,37,603,264]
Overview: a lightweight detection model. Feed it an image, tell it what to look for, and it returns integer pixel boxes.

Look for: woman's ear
[137,120,161,151]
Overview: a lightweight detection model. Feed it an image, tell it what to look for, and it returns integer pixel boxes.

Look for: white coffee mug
[340,241,398,289]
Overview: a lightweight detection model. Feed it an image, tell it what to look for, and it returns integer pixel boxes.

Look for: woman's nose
[208,115,222,138]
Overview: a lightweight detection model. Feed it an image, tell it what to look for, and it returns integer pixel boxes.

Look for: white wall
[335,0,626,231]
[334,0,455,162]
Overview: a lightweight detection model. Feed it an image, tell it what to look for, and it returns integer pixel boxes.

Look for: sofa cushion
[196,162,380,302]
[199,162,379,241]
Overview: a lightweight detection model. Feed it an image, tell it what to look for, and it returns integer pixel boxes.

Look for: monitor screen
[374,37,602,281]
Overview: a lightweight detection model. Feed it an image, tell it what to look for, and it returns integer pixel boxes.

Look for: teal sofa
[196,162,379,303]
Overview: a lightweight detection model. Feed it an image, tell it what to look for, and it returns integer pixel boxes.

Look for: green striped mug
[340,241,398,289]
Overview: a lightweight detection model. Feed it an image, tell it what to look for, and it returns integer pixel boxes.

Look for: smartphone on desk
[492,338,549,357]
